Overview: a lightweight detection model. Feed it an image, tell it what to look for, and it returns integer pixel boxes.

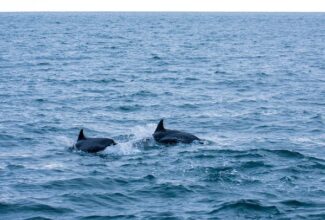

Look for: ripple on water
[80,215,136,220]
[41,177,114,190]
[0,201,74,218]
[136,182,193,198]
[1,13,325,220]
[62,192,138,207]
[240,161,273,169]
[209,199,280,218]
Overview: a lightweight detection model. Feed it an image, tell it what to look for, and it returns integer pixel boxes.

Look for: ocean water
[0,13,324,219]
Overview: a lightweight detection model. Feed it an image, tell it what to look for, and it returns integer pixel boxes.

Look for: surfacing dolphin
[153,119,200,144]
[75,129,117,153]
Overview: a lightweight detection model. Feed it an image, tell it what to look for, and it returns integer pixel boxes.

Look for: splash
[129,123,156,140]
[103,123,157,155]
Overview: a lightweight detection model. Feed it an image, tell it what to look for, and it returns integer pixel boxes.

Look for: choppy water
[0,13,325,219]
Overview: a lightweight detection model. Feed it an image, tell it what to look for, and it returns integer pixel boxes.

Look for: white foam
[43,162,64,169]
[290,136,325,145]
[104,142,141,156]
[129,123,156,140]
[103,123,156,155]
[56,135,74,147]
[200,134,233,147]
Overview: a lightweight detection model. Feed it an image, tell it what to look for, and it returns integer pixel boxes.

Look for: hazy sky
[1,0,325,12]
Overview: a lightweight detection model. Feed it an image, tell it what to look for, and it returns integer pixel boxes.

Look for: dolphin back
[75,129,116,153]
[153,119,200,145]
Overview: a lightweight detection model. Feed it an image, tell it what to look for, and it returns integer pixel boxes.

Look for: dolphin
[75,129,117,153]
[152,119,200,144]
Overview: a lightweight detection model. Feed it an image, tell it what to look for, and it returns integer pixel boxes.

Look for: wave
[209,199,280,215]
[240,161,273,169]
[0,201,73,215]
[80,215,136,220]
[280,199,318,207]
[137,182,193,198]
[41,177,113,190]
[265,149,305,159]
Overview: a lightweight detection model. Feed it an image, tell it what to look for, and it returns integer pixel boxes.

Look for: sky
[0,0,325,12]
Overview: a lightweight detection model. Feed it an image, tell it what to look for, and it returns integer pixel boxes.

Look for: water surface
[0,13,324,219]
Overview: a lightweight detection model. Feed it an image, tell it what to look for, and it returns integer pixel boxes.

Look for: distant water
[0,13,324,219]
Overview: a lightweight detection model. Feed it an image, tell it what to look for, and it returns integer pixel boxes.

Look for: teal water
[0,13,324,219]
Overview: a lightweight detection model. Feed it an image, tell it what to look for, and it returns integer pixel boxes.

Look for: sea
[0,13,324,219]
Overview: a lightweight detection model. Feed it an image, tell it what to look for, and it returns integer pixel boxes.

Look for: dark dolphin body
[152,119,200,144]
[75,129,116,153]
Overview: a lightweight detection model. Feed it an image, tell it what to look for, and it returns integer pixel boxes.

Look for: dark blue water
[0,13,324,219]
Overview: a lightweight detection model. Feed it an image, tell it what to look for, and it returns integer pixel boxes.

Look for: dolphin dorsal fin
[78,129,86,141]
[155,119,165,132]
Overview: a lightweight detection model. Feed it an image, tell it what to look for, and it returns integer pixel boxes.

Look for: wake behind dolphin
[152,119,200,144]
[75,129,116,153]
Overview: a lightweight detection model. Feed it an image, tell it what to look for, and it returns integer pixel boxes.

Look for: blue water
[0,13,324,219]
